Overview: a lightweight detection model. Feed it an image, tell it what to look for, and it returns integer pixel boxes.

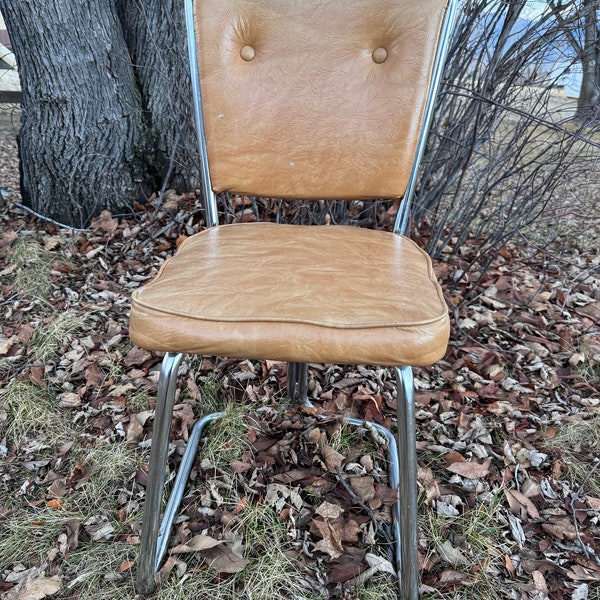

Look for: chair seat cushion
[129,223,449,366]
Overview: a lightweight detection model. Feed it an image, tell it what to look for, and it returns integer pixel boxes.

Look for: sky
[522,0,550,20]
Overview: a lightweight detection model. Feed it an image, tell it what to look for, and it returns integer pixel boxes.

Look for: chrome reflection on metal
[345,416,402,574]
[185,0,218,228]
[287,361,309,405]
[155,410,223,568]
[137,352,184,595]
[394,0,459,236]
[395,366,419,599]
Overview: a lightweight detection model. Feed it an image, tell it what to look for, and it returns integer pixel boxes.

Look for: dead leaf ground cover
[0,111,599,599]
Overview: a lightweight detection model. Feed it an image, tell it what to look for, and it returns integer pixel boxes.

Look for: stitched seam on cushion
[131,292,449,329]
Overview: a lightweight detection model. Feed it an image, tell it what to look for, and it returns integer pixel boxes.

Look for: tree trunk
[117,0,200,191]
[577,0,600,118]
[0,0,148,227]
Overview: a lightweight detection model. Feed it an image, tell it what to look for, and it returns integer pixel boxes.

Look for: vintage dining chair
[129,0,456,597]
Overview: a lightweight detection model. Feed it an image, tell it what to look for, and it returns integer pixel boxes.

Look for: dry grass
[10,236,54,302]
[30,310,81,363]
[0,381,74,451]
[420,489,511,600]
[547,415,600,496]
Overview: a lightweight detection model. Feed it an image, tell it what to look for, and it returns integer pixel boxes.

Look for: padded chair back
[192,0,450,201]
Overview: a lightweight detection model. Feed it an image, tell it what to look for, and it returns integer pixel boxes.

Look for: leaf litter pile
[0,182,599,599]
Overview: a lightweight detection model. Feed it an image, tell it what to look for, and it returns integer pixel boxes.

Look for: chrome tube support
[346,416,402,573]
[285,362,407,596]
[393,0,458,236]
[137,352,184,596]
[137,351,224,593]
[154,411,223,569]
[395,366,419,599]
[287,361,309,405]
[184,0,218,228]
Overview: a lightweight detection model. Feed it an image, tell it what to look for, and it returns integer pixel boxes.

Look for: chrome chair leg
[154,411,223,569]
[287,361,309,405]
[137,352,184,595]
[395,366,419,599]
[289,361,405,596]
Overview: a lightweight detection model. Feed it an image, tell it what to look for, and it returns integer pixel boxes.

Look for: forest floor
[0,106,599,600]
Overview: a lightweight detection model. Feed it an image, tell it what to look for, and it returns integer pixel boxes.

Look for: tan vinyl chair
[130,1,456,597]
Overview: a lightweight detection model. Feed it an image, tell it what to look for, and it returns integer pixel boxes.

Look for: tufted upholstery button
[372,47,388,64]
[240,45,255,61]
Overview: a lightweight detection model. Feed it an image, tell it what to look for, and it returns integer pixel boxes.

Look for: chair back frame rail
[184,0,458,235]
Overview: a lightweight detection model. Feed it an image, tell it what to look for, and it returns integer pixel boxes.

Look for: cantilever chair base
[137,353,419,599]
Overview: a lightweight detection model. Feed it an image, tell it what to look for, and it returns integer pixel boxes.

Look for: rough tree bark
[116,0,199,191]
[0,0,149,227]
[577,0,600,117]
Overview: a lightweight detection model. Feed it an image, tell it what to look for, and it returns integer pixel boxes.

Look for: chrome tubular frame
[137,352,184,595]
[287,361,309,405]
[138,358,416,598]
[185,0,219,228]
[154,410,224,569]
[393,0,458,236]
[395,366,419,599]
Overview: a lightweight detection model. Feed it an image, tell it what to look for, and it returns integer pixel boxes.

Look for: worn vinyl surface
[130,223,450,365]
[194,0,448,200]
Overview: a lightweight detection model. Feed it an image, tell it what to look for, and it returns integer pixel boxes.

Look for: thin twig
[153,125,182,218]
[333,466,378,524]
[11,202,90,232]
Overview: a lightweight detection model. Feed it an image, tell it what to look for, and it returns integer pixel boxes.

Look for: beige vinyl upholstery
[130,224,449,366]
[195,0,448,199]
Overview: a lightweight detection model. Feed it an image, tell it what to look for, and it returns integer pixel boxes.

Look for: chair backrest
[189,0,452,204]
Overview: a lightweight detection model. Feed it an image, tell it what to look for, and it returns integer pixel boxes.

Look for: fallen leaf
[315,501,344,519]
[313,519,344,559]
[46,479,67,499]
[437,540,469,566]
[504,554,515,578]
[505,488,541,520]
[349,476,376,503]
[58,392,81,408]
[116,561,134,573]
[90,210,118,233]
[564,564,600,582]
[532,570,548,592]
[338,518,362,543]
[201,542,250,573]
[170,534,224,553]
[322,445,344,471]
[46,498,64,510]
[124,347,153,367]
[2,566,62,600]
[446,458,491,479]
[572,583,590,599]
[0,335,16,355]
